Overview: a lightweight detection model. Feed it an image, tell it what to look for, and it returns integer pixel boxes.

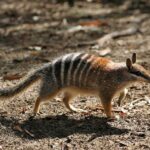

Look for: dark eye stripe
[131,71,146,79]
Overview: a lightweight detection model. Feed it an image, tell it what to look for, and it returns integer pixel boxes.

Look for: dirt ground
[0,0,150,150]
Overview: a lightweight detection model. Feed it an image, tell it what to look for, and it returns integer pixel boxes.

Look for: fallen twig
[122,97,150,110]
[97,24,141,46]
[12,122,35,138]
[118,14,149,24]
[67,25,102,33]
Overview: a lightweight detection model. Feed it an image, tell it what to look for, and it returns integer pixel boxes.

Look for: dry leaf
[3,73,25,81]
[80,20,108,27]
[29,51,41,56]
[13,124,23,132]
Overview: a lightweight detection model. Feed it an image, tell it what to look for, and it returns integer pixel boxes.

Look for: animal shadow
[0,113,129,139]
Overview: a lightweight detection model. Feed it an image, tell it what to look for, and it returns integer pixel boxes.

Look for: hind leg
[33,97,41,115]
[33,74,60,115]
[33,90,59,115]
[63,92,87,113]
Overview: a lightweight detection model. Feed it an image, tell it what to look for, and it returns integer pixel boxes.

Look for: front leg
[117,88,128,106]
[100,97,113,119]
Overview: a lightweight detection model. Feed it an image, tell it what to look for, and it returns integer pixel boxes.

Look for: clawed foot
[28,112,40,120]
[106,116,116,122]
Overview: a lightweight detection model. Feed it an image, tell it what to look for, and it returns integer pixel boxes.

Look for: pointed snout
[139,71,150,83]
[144,73,150,83]
[148,76,150,83]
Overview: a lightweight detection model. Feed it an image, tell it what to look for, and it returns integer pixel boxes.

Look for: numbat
[0,53,150,118]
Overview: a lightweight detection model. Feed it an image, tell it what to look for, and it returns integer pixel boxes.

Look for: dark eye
[134,71,142,76]
[130,70,141,77]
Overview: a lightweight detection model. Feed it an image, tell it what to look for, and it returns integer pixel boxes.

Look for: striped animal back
[50,53,101,88]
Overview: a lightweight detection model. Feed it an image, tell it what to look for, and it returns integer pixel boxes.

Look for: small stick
[97,25,141,46]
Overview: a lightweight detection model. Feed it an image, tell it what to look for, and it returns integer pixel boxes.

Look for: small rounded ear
[132,53,136,64]
[126,58,132,70]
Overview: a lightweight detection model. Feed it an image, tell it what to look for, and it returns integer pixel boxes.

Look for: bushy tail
[0,70,41,98]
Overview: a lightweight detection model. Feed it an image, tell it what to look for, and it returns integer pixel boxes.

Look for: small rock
[32,16,39,21]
